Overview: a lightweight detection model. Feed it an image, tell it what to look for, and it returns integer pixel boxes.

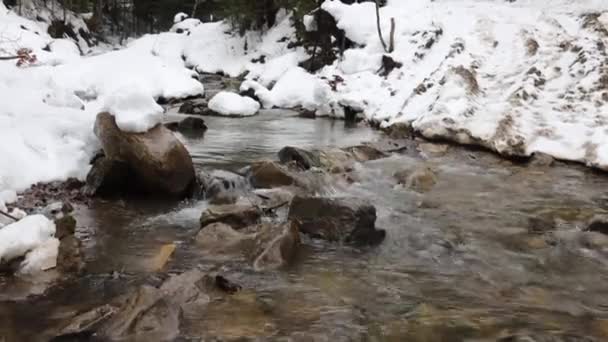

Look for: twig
[0,210,18,222]
[262,201,290,213]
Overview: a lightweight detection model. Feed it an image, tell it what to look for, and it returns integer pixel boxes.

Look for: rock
[101,286,180,341]
[529,152,555,167]
[417,143,449,157]
[383,122,413,139]
[196,222,255,255]
[92,112,196,198]
[54,215,76,240]
[58,270,210,341]
[288,196,385,245]
[586,215,608,235]
[178,98,208,115]
[150,243,176,272]
[198,170,249,200]
[254,221,300,271]
[200,203,261,230]
[214,275,242,294]
[249,160,299,188]
[57,235,84,274]
[84,156,132,197]
[341,145,387,162]
[278,146,323,170]
[164,116,207,137]
[395,166,438,193]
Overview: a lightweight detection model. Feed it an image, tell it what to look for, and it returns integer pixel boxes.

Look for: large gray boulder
[90,112,196,198]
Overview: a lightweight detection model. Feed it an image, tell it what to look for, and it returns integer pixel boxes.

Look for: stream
[3,106,608,341]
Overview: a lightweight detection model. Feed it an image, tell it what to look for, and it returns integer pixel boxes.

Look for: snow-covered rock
[208,92,261,117]
[102,87,164,133]
[0,215,58,273]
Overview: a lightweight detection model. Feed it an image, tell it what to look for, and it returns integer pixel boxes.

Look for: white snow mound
[208,92,261,117]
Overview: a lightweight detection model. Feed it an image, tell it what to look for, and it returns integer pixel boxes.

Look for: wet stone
[200,204,261,230]
[288,196,385,245]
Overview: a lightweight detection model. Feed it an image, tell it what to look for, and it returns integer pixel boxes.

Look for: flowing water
[3,110,608,341]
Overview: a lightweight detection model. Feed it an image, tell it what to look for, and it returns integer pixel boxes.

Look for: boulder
[200,203,261,230]
[288,196,385,245]
[249,161,299,188]
[92,112,196,198]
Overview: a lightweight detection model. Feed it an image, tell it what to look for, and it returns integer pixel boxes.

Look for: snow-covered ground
[0,2,203,193]
[171,0,608,168]
[1,0,608,198]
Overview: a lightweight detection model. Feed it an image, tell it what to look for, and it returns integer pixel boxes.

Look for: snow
[102,87,164,133]
[208,91,261,117]
[313,0,608,167]
[0,3,204,194]
[0,215,58,273]
[174,12,189,24]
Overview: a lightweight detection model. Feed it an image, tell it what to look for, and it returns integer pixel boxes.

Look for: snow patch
[0,215,58,273]
[208,91,261,117]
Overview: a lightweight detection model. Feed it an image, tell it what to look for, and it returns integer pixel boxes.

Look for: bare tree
[374,0,395,53]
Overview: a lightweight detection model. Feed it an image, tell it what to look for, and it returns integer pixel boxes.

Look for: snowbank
[0,215,58,273]
[315,0,608,167]
[208,92,261,117]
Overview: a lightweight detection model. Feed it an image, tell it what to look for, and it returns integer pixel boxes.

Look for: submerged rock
[196,220,300,271]
[91,112,196,198]
[196,222,254,255]
[288,196,385,245]
[341,145,387,162]
[253,221,300,271]
[529,152,555,167]
[55,270,210,341]
[395,166,438,193]
[200,203,261,230]
[248,160,299,188]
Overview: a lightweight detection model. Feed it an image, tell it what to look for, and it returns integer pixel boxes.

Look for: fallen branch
[0,56,20,60]
[0,209,18,222]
